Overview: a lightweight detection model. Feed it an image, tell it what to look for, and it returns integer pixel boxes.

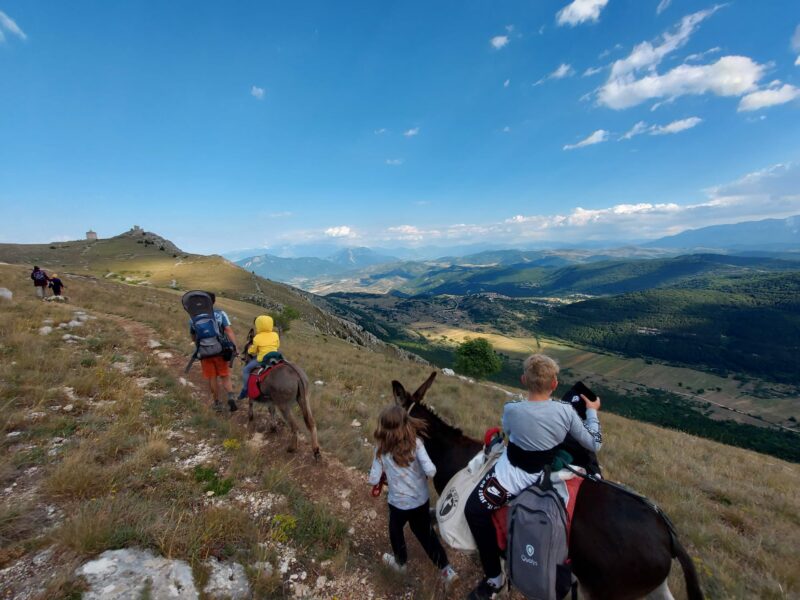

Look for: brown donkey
[248,362,320,459]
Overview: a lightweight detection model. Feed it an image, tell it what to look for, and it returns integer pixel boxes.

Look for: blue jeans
[240,359,260,398]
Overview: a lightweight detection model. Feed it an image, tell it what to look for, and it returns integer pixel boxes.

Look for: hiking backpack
[506,473,571,600]
[32,270,47,284]
[181,291,232,361]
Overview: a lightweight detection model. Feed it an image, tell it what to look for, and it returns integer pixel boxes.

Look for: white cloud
[403,127,420,137]
[621,121,649,140]
[250,85,265,100]
[324,226,354,238]
[599,55,764,109]
[685,47,721,62]
[535,63,575,85]
[650,116,703,134]
[609,7,723,80]
[385,158,404,166]
[620,117,702,139]
[386,225,439,241]
[505,24,515,33]
[656,0,672,15]
[556,0,609,27]
[796,56,800,67]
[563,129,609,150]
[504,79,511,88]
[0,11,26,42]
[792,24,800,53]
[738,83,800,111]
[374,128,387,135]
[583,66,604,77]
[502,126,511,133]
[490,35,509,50]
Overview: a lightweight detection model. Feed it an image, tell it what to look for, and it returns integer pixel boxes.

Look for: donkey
[249,361,320,459]
[392,373,704,600]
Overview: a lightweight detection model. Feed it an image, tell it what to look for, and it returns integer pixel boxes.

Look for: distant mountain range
[646,215,800,250]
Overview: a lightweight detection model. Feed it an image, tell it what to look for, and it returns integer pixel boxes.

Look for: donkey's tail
[672,536,704,600]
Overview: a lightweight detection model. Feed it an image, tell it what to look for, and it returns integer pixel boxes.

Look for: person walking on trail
[238,314,280,400]
[49,273,66,297]
[464,354,602,600]
[189,295,238,413]
[31,266,49,299]
[368,405,458,587]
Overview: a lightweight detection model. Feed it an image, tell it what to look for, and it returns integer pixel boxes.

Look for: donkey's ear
[392,380,409,406]
[412,372,437,402]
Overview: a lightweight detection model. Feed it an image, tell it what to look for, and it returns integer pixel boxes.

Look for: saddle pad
[246,362,285,400]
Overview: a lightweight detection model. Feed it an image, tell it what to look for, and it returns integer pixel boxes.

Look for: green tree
[454,337,502,380]
[271,306,301,332]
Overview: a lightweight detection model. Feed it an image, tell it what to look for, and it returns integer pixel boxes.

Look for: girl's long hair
[373,405,427,467]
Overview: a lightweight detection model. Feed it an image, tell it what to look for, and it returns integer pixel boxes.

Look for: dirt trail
[102,310,482,599]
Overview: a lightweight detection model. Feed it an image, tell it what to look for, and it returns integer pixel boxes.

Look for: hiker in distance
[238,314,280,400]
[30,265,50,299]
[368,405,458,587]
[185,291,239,413]
[49,273,66,298]
[464,354,602,600]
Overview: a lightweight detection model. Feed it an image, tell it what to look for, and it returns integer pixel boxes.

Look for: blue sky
[1,0,799,254]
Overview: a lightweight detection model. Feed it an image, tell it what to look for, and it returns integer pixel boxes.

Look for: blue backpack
[182,291,232,361]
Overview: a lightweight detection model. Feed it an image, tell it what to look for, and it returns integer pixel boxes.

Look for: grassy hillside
[536,272,800,383]
[0,262,798,598]
[397,254,800,297]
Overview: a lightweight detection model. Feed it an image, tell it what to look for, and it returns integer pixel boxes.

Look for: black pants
[464,467,510,579]
[388,500,449,569]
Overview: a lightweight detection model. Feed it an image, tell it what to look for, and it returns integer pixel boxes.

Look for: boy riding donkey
[183,291,238,413]
[464,354,602,600]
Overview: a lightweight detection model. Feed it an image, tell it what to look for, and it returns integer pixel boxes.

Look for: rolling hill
[0,251,798,598]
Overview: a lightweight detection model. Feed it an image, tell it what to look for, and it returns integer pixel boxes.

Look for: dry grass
[1,259,799,599]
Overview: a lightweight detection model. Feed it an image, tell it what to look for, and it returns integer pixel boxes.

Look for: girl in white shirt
[368,405,457,584]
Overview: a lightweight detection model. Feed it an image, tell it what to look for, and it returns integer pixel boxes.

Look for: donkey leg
[644,580,675,600]
[248,397,254,422]
[277,403,299,453]
[296,393,320,459]
[268,404,279,433]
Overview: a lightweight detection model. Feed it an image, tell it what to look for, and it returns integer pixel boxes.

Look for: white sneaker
[382,553,407,573]
[441,564,458,586]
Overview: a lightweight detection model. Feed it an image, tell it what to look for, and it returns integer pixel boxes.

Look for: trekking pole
[184,352,197,374]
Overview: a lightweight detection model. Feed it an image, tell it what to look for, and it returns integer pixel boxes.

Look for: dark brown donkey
[249,362,320,458]
[392,373,703,600]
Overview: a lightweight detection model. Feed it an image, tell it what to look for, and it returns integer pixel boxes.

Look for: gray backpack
[506,479,570,600]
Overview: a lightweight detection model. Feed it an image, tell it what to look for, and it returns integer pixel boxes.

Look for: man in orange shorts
[190,297,238,412]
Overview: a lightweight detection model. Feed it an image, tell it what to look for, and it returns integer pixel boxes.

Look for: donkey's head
[391,372,437,410]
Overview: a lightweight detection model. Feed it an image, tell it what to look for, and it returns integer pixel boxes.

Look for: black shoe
[212,401,223,413]
[228,399,238,412]
[466,579,501,600]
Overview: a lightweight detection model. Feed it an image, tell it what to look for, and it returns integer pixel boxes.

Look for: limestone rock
[0,287,12,301]
[203,559,250,600]
[39,326,53,336]
[76,548,197,599]
[441,368,455,376]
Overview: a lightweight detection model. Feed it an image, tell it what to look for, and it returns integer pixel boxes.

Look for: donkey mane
[414,401,472,441]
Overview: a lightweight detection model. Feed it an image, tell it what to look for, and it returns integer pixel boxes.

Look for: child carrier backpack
[181,291,233,363]
[506,470,571,600]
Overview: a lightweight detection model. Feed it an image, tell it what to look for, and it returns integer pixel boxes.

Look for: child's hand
[582,394,601,411]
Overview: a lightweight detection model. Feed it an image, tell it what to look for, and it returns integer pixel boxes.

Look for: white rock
[0,287,12,301]
[351,419,361,428]
[147,339,162,349]
[253,561,273,577]
[157,352,174,360]
[204,559,250,600]
[314,380,324,386]
[76,548,198,599]
[315,575,327,589]
[62,404,74,412]
[6,431,22,438]
[441,368,455,376]
[67,320,84,328]
[39,326,53,336]
[62,387,78,401]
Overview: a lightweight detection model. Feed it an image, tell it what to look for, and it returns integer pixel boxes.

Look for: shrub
[454,337,502,380]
